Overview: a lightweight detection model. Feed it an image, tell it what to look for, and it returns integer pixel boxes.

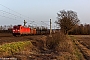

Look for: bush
[46,32,74,53]
[46,32,66,50]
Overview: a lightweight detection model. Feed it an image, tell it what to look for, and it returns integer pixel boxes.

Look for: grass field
[0,41,32,57]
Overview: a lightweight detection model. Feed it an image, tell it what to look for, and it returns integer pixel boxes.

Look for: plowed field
[73,35,90,49]
[0,33,45,45]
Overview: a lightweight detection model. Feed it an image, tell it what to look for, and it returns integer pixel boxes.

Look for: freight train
[12,25,49,36]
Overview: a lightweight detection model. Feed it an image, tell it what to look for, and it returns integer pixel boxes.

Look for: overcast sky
[0,0,90,28]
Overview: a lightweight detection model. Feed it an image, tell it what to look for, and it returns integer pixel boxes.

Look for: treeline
[69,24,90,35]
[0,25,12,33]
[0,25,13,30]
[0,30,12,33]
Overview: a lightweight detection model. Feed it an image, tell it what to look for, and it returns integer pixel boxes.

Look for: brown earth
[0,33,87,60]
[71,35,90,60]
[72,35,90,49]
[0,33,49,59]
[0,33,46,45]
[0,33,65,60]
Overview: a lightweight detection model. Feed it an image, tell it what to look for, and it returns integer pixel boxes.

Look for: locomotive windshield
[13,26,20,29]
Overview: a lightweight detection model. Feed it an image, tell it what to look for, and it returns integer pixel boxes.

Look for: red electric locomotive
[12,25,36,36]
[12,25,50,36]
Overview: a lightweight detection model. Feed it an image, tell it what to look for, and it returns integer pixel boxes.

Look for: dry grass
[46,32,85,60]
[46,32,73,53]
[46,32,66,50]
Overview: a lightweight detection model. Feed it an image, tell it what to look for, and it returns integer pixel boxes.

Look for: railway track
[0,33,47,45]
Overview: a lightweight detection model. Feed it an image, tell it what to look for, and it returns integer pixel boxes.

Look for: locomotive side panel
[20,26,30,35]
[12,25,31,36]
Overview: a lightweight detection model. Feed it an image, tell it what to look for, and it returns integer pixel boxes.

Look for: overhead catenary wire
[0,14,16,20]
[0,4,51,28]
[0,10,22,19]
[0,4,32,21]
[27,20,50,28]
[0,10,27,21]
[41,21,50,26]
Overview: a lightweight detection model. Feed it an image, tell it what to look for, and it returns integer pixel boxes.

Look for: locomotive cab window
[13,26,20,29]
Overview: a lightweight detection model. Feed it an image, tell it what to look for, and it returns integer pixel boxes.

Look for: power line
[0,4,32,21]
[0,10,22,19]
[0,14,16,20]
[0,4,22,16]
[41,21,50,26]
[0,10,27,20]
[0,3,51,27]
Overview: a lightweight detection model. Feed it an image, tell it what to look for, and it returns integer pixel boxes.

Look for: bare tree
[55,10,80,34]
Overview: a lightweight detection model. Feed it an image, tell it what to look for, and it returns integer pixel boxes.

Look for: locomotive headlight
[18,30,20,31]
[13,30,15,31]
